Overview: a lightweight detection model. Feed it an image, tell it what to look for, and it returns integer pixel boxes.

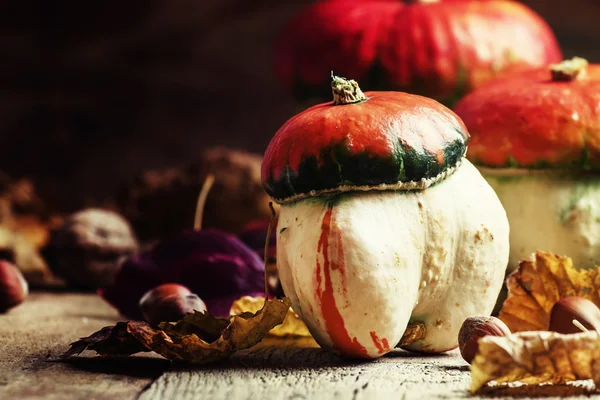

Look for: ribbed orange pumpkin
[274,0,562,106]
[455,58,600,169]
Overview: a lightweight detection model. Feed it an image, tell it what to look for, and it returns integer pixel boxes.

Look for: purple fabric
[99,229,265,318]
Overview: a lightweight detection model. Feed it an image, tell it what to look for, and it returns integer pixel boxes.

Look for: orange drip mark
[333,228,347,294]
[316,206,367,358]
[370,331,391,354]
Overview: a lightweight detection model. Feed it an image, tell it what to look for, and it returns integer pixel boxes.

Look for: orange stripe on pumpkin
[370,331,391,354]
[316,206,367,358]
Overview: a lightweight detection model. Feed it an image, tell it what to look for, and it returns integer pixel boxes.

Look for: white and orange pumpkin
[261,76,510,358]
[454,58,600,271]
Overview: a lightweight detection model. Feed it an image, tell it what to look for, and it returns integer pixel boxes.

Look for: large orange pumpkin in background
[274,0,563,106]
[453,57,600,272]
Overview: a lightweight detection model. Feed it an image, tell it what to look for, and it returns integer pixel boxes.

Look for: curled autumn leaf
[62,297,291,364]
[498,251,600,332]
[230,296,311,338]
[61,322,151,359]
[471,331,600,393]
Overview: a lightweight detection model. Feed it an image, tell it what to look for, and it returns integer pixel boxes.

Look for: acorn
[139,283,207,327]
[0,260,28,313]
[458,316,511,364]
[549,296,600,334]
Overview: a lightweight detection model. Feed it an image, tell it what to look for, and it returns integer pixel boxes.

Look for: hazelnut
[458,316,511,364]
[139,283,207,326]
[549,296,600,334]
[46,208,139,290]
[0,260,28,313]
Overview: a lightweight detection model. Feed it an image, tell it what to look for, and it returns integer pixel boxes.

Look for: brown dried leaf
[61,322,151,358]
[63,297,291,364]
[159,310,231,343]
[498,251,600,332]
[471,331,600,393]
[230,296,311,338]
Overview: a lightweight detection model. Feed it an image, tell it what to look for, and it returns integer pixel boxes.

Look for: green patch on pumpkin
[558,178,600,225]
[265,135,466,202]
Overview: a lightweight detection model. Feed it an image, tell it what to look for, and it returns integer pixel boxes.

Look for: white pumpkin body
[481,167,600,271]
[276,160,510,358]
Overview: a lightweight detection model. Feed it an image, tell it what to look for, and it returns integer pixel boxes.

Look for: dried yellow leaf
[471,331,600,393]
[498,251,600,332]
[230,296,312,338]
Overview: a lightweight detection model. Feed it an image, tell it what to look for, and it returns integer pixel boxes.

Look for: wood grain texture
[0,292,169,400]
[139,337,597,400]
[141,338,470,400]
[0,293,598,399]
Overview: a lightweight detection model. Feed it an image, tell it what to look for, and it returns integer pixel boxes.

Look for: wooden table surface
[0,292,597,400]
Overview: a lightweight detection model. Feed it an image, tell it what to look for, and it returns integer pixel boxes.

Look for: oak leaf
[62,297,291,364]
[471,331,600,393]
[230,296,311,338]
[498,251,600,332]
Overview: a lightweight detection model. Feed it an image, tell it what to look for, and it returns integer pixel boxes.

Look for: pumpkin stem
[331,73,367,105]
[550,57,588,82]
[193,174,215,231]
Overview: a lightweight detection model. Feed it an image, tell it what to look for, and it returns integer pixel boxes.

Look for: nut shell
[140,283,191,301]
[549,296,600,334]
[46,208,138,289]
[0,260,28,312]
[139,283,207,326]
[458,316,511,364]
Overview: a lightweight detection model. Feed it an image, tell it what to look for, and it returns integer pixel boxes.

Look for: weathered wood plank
[0,292,169,400]
[139,338,597,400]
[1,294,597,399]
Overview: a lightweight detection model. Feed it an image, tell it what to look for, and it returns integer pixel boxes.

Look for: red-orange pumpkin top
[454,58,600,169]
[262,76,469,204]
[274,0,562,106]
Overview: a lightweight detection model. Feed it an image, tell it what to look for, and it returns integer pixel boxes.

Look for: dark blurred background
[1,0,599,211]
